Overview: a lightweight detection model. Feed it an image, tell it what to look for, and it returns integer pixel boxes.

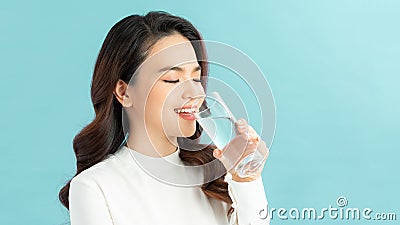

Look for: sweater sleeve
[69,177,114,225]
[225,173,270,225]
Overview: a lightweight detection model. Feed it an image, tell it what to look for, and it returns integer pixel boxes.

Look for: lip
[177,112,196,121]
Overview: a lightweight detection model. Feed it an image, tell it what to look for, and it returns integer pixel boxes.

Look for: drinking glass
[192,91,266,178]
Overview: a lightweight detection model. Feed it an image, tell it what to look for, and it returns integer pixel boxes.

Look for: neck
[126,127,178,158]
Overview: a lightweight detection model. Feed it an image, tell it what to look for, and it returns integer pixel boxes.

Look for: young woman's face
[128,33,205,140]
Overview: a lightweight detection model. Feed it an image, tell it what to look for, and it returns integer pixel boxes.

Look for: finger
[257,140,270,161]
[247,139,259,150]
[246,132,260,146]
[236,121,260,143]
[247,126,259,139]
[247,126,257,136]
[234,118,247,126]
[249,140,269,167]
[249,130,259,139]
[235,118,248,134]
[236,132,260,153]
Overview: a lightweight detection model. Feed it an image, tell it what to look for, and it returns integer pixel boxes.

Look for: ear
[113,79,133,107]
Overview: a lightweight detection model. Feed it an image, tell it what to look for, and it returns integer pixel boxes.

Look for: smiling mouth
[174,105,198,114]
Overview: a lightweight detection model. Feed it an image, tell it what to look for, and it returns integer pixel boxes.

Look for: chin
[179,125,196,137]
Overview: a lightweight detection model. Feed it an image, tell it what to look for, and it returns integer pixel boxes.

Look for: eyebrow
[158,65,201,74]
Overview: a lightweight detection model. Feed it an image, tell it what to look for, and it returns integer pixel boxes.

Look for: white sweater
[69,145,270,225]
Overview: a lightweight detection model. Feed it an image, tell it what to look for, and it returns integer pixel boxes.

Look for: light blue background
[1,1,399,224]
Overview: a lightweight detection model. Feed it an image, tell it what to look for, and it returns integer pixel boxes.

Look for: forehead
[143,34,199,74]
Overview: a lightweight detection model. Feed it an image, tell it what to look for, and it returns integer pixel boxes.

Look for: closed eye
[163,78,202,83]
[163,79,179,83]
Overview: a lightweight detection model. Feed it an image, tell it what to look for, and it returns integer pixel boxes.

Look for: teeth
[175,108,196,114]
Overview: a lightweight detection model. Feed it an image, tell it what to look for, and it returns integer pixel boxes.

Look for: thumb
[213,149,223,158]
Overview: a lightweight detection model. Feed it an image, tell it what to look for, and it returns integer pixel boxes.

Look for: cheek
[145,84,172,116]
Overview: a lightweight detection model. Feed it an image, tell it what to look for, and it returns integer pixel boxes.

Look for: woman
[59,11,270,225]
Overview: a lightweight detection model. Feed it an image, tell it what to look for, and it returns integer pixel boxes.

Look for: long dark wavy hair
[58,11,234,216]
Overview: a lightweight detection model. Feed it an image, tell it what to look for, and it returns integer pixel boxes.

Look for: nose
[181,79,205,104]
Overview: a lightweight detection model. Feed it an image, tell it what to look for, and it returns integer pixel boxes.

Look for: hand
[213,118,270,182]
